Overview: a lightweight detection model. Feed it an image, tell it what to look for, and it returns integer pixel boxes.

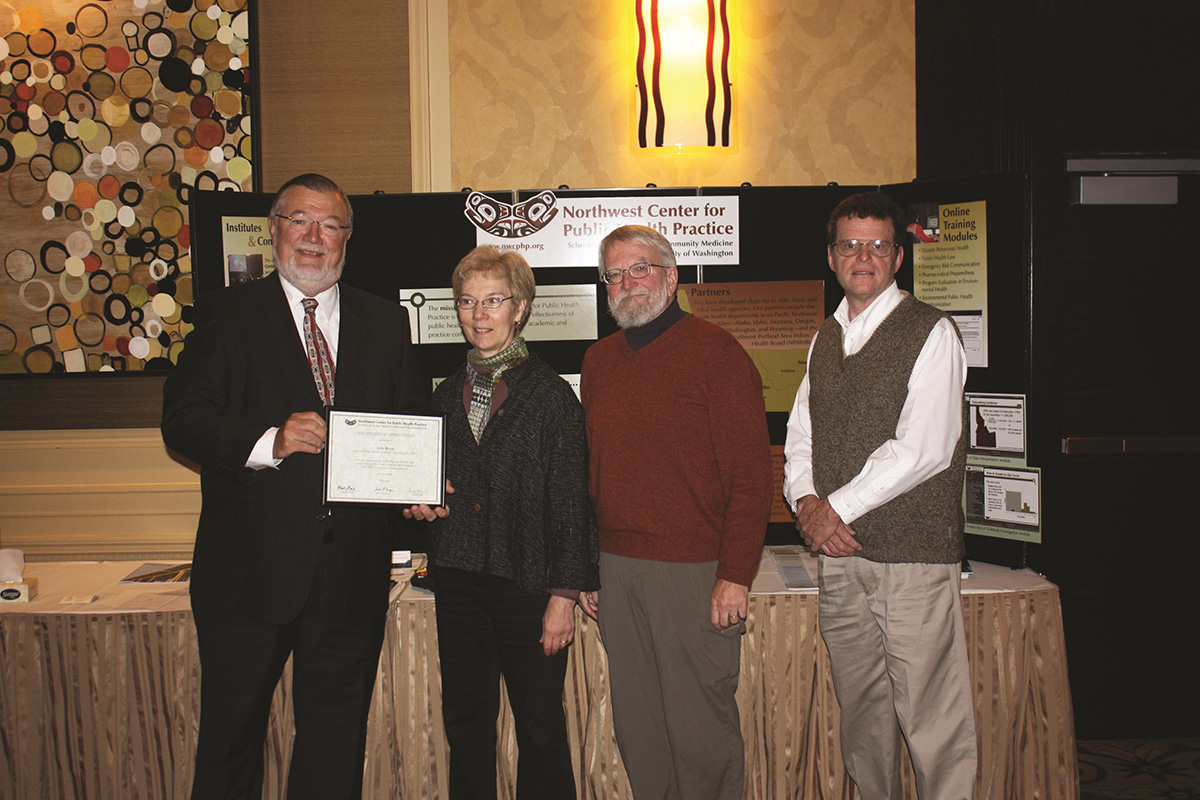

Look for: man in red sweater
[579,225,773,800]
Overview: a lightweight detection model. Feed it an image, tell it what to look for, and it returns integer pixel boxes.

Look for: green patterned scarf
[465,336,528,442]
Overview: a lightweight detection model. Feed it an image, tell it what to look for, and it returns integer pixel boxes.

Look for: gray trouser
[598,553,745,800]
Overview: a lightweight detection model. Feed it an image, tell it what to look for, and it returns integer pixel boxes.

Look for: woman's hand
[402,479,454,521]
[540,595,576,656]
[579,591,599,620]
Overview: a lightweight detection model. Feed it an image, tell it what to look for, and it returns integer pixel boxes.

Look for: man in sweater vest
[783,193,977,800]
[579,225,773,800]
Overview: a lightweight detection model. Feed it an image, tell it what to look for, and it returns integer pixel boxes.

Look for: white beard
[608,280,672,329]
[274,245,345,296]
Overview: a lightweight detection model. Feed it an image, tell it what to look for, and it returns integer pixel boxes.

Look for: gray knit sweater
[428,352,600,594]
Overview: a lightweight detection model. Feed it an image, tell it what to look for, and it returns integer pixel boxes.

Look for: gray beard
[607,282,671,329]
[275,251,345,296]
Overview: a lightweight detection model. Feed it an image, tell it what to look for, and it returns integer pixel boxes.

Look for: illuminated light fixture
[636,0,732,148]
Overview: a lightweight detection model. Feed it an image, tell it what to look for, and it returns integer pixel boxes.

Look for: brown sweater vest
[809,295,966,564]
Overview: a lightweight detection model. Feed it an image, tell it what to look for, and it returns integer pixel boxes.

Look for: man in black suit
[163,173,426,800]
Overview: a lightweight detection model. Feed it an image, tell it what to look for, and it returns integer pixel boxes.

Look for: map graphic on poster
[677,280,823,412]
[967,393,1027,465]
[910,200,989,368]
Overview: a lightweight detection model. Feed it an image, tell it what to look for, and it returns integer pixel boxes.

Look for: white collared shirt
[246,279,342,470]
[279,277,341,362]
[782,281,967,524]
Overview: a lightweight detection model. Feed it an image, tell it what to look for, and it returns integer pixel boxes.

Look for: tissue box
[0,579,37,602]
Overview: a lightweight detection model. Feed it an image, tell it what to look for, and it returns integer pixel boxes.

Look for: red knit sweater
[580,314,772,586]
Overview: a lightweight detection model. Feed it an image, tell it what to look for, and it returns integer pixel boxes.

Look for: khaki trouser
[819,557,978,800]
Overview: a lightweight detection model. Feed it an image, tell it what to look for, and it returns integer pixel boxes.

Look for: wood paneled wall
[256,0,412,194]
[0,429,199,560]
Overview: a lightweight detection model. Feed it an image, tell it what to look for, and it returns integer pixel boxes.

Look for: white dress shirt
[246,279,341,470]
[782,281,967,524]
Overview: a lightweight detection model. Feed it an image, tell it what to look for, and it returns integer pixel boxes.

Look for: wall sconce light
[636,0,732,148]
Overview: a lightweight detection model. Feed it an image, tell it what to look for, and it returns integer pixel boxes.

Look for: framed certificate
[324,410,446,506]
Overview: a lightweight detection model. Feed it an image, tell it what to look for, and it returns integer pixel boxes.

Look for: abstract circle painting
[0,0,255,375]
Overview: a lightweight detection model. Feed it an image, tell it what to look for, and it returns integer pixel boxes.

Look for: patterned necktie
[301,298,335,406]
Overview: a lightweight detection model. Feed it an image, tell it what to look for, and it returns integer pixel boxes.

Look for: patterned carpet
[1078,739,1200,799]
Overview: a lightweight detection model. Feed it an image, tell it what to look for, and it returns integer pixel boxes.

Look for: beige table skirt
[0,559,1077,799]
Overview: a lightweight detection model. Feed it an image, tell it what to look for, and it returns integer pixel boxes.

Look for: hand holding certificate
[324,410,446,506]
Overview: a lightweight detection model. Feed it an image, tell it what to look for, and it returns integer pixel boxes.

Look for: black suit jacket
[163,272,426,624]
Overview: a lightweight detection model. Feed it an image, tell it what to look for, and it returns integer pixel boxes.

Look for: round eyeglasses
[600,262,667,285]
[831,239,899,258]
[455,295,514,311]
[273,213,351,238]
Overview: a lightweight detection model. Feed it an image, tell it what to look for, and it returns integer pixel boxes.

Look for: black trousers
[434,567,576,800]
[190,540,386,800]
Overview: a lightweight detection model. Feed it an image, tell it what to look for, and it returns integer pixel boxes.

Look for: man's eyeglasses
[273,213,351,238]
[600,262,667,285]
[455,295,514,310]
[831,239,899,258]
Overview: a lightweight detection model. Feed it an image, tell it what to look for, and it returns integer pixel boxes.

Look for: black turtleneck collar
[623,297,687,351]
